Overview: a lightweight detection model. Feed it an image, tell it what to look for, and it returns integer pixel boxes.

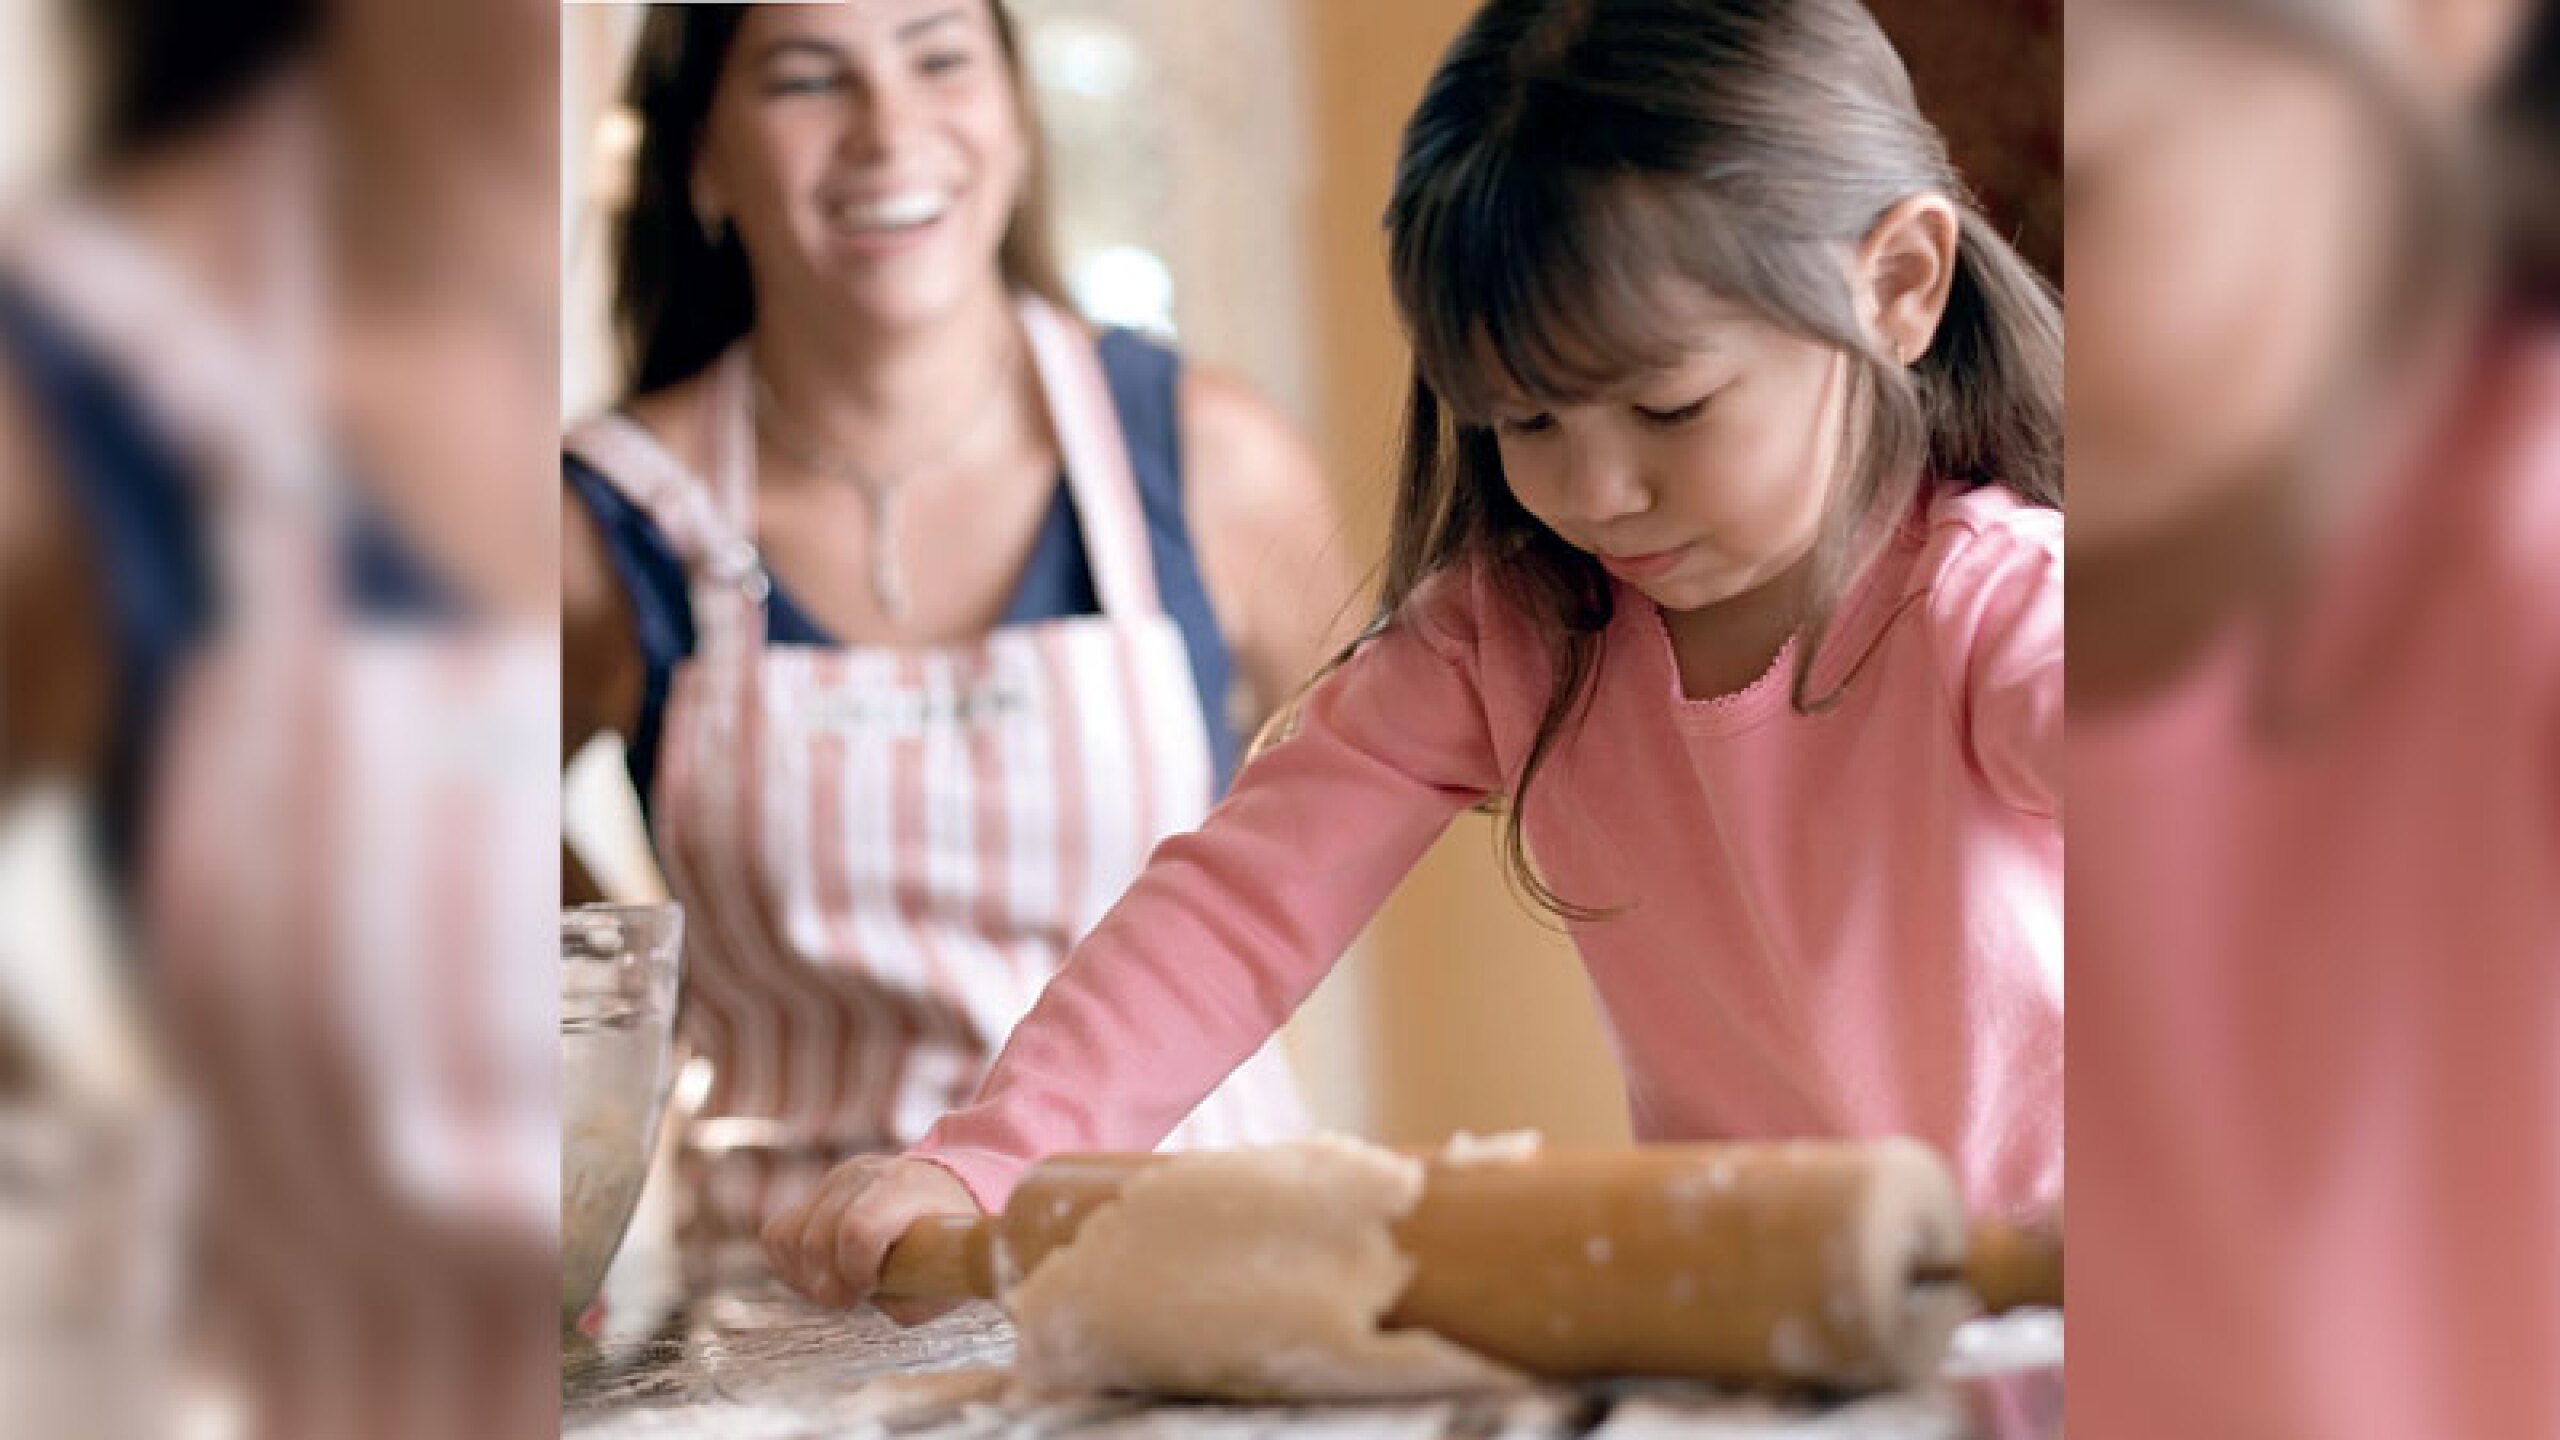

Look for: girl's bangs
[1395,160,1729,425]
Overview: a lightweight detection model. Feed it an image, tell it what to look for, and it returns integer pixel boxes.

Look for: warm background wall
[1292,0,1633,1146]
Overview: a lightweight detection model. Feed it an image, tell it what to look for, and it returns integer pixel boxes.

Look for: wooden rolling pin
[878,1139,2060,1390]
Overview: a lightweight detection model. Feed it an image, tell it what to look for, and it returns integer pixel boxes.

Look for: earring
[694,195,730,246]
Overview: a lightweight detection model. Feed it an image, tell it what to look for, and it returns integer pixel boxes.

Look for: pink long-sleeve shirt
[911,484,2062,1219]
[2070,329,2560,1439]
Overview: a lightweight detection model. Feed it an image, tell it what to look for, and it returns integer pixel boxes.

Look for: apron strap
[704,345,764,550]
[565,410,767,595]
[565,386,771,669]
[6,201,338,620]
[1017,295,1164,620]
[5,201,329,511]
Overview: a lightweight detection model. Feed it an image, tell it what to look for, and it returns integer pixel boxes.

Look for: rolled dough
[1005,1135,1531,1401]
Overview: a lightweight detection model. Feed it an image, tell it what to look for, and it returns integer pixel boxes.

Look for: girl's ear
[1856,193,1961,367]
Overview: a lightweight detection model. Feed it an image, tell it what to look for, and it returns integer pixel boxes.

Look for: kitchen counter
[564,1246,2061,1439]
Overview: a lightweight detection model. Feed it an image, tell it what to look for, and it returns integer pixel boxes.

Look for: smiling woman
[561,0,1350,1245]
[614,0,1069,396]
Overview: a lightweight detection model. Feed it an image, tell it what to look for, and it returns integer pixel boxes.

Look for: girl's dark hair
[1356,0,2063,919]
[70,0,321,168]
[614,1,1069,396]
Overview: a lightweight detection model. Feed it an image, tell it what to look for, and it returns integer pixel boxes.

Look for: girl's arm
[908,579,1504,1210]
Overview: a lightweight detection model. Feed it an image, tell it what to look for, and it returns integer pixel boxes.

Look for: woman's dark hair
[613,1,1069,397]
[2488,0,2560,312]
[1349,0,2063,918]
[70,0,321,168]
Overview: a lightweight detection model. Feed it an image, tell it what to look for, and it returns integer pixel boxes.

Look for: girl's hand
[761,1155,981,1322]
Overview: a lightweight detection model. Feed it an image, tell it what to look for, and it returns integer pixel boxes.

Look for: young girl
[765,0,2062,1314]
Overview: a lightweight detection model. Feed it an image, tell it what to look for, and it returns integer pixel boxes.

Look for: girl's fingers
[758,1189,817,1290]
[828,1175,937,1313]
[762,1159,877,1304]
[759,1159,981,1318]
[796,1162,892,1306]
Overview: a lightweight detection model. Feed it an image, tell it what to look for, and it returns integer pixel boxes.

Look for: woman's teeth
[830,190,951,233]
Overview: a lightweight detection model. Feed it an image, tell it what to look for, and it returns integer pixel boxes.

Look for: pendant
[871,485,910,621]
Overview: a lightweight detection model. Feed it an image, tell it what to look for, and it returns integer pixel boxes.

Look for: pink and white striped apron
[568,295,1306,1236]
[7,202,556,1440]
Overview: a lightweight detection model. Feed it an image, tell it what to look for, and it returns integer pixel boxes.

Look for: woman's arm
[0,350,111,796]
[561,472,646,905]
[1180,367,1366,733]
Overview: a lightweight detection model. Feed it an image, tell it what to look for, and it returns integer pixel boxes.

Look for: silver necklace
[749,336,1022,622]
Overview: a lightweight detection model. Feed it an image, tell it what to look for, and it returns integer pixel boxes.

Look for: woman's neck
[748,282,1023,455]
[320,31,560,621]
[99,84,318,342]
[321,42,554,346]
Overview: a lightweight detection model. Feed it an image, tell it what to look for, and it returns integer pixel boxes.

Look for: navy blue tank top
[564,327,1241,817]
[0,276,457,885]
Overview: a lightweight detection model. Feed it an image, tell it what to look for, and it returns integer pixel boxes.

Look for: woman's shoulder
[1158,342,1356,687]
[561,379,715,663]
[569,372,720,490]
[1167,348,1310,486]
[1174,362,1324,538]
